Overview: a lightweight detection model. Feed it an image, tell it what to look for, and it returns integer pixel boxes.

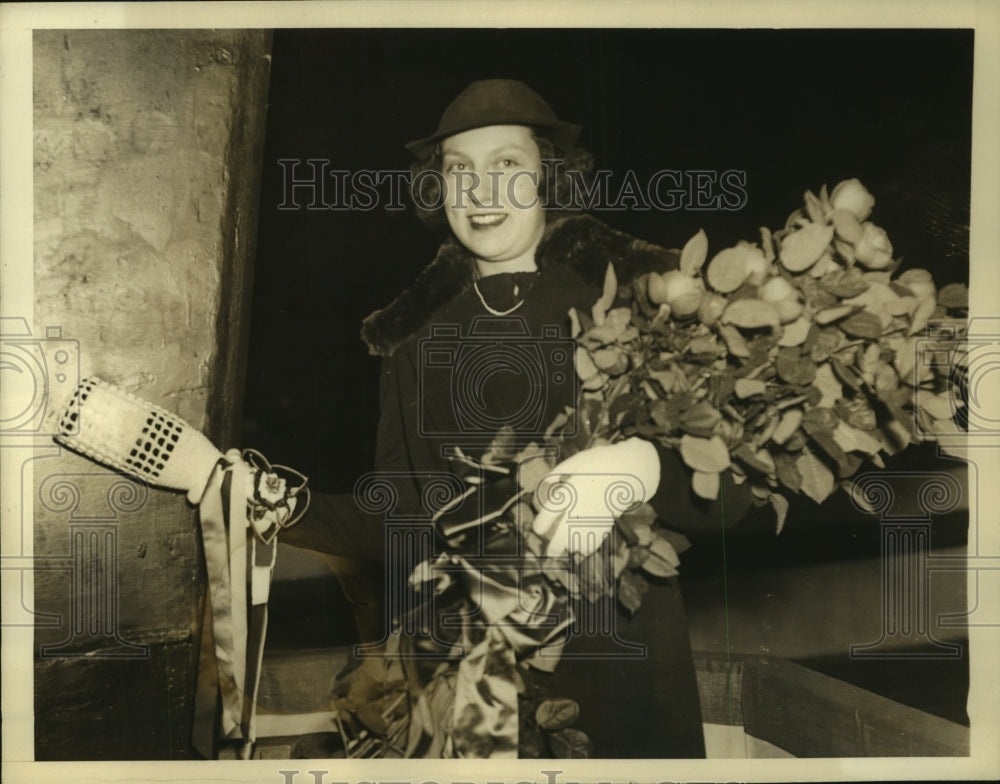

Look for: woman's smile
[468,212,508,228]
[441,124,546,276]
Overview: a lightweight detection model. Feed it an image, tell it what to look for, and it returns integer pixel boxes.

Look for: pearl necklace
[473,279,525,316]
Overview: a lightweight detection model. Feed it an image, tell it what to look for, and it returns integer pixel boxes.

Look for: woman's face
[440,124,546,271]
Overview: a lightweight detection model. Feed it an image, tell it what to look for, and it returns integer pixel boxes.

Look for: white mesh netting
[55,377,223,498]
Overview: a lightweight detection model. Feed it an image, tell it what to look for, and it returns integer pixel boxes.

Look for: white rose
[648,270,704,318]
[830,178,876,221]
[257,471,287,504]
[853,222,894,270]
[896,268,936,301]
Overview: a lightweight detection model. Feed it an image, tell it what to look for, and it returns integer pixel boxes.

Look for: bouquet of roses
[510,178,969,612]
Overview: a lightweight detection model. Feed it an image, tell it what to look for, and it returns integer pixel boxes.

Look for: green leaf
[657,528,693,555]
[809,328,844,363]
[591,262,618,326]
[688,335,721,355]
[917,390,956,420]
[829,208,864,244]
[770,492,790,535]
[581,396,603,435]
[831,421,882,455]
[840,310,883,339]
[568,307,583,339]
[518,453,555,495]
[776,347,818,385]
[680,228,709,275]
[680,401,722,437]
[771,408,803,445]
[706,244,755,293]
[719,323,751,358]
[583,307,633,346]
[830,356,863,391]
[575,346,604,386]
[801,407,856,476]
[617,503,656,545]
[732,443,775,475]
[707,372,737,408]
[536,699,581,732]
[648,366,679,394]
[617,569,650,615]
[735,378,768,398]
[801,406,840,432]
[691,470,721,500]
[780,222,835,272]
[641,551,680,578]
[908,296,936,336]
[938,282,968,309]
[813,362,845,407]
[821,267,870,299]
[627,544,650,569]
[836,397,878,431]
[722,299,781,330]
[649,399,674,433]
[631,274,660,319]
[778,317,812,347]
[484,425,519,461]
[803,189,826,224]
[680,434,731,472]
[774,451,803,493]
[592,347,629,374]
[609,391,645,421]
[783,430,808,451]
[549,727,593,758]
[796,448,836,503]
[814,304,856,325]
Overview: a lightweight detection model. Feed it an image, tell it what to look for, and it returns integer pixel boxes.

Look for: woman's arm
[647,440,755,534]
[279,356,412,565]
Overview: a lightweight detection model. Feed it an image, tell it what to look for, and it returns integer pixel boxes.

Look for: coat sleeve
[373,355,411,473]
[372,348,428,520]
[279,355,412,565]
[647,441,755,534]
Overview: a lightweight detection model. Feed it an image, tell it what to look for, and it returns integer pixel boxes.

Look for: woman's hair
[408,127,595,231]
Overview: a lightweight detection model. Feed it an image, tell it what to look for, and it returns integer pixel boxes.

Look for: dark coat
[353,213,753,757]
[363,213,752,535]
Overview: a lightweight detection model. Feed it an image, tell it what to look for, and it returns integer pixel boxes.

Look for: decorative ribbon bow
[54,378,309,758]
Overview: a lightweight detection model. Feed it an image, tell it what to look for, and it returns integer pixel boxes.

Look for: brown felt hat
[404,79,582,160]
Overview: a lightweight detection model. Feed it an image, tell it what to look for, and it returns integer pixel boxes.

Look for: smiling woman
[247,27,974,763]
[276,78,755,759]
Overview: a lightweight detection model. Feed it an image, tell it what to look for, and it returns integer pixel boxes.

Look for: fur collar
[361,213,679,356]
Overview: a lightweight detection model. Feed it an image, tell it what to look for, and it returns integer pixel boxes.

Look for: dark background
[244,27,972,487]
[245,29,973,724]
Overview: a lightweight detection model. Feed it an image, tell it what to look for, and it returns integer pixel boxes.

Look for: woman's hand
[531,437,660,557]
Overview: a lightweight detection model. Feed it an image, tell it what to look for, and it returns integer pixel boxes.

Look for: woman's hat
[404,79,582,159]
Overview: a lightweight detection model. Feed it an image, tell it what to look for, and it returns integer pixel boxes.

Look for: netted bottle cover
[55,377,224,503]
